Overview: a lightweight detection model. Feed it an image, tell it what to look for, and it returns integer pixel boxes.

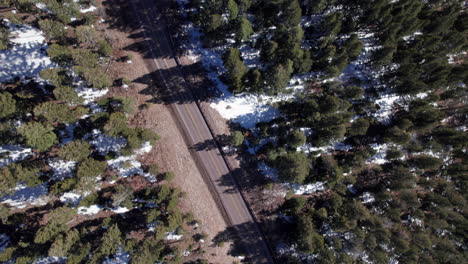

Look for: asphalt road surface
[127,0,275,263]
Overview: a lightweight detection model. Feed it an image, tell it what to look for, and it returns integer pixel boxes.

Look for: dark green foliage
[227,0,239,20]
[40,68,72,87]
[53,86,83,105]
[409,155,443,170]
[348,118,369,136]
[47,44,73,64]
[0,24,8,50]
[296,215,324,254]
[236,16,253,41]
[223,48,248,93]
[0,92,16,119]
[57,140,91,161]
[277,151,309,183]
[97,39,112,57]
[33,102,79,124]
[18,122,57,151]
[230,130,244,146]
[287,129,306,148]
[266,61,293,94]
[38,19,65,41]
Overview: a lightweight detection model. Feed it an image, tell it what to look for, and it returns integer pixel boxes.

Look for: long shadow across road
[104,0,276,263]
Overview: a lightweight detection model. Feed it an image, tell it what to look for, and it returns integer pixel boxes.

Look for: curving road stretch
[126,0,275,263]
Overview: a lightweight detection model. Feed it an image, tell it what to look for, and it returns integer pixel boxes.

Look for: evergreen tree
[0,92,16,119]
[227,0,239,20]
[18,122,58,152]
[223,48,248,93]
[236,16,254,41]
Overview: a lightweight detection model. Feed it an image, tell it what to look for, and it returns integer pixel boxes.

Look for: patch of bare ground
[95,1,238,262]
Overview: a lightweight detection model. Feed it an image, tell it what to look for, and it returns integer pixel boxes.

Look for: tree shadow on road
[212,221,277,263]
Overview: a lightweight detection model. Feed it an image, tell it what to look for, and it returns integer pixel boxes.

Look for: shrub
[288,129,306,148]
[77,158,107,179]
[277,151,309,184]
[0,92,16,119]
[348,118,369,136]
[230,130,244,147]
[97,39,112,56]
[409,155,443,170]
[40,68,72,87]
[57,140,91,161]
[47,44,73,64]
[33,102,77,124]
[162,171,175,181]
[53,86,83,105]
[18,122,57,151]
[38,19,65,41]
[75,26,99,47]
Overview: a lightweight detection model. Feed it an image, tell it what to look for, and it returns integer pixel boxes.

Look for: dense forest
[0,1,204,263]
[186,0,467,263]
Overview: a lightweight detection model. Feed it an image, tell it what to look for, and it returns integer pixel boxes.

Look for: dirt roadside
[96,1,238,262]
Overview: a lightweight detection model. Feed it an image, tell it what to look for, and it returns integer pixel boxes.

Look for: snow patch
[165,231,183,241]
[107,142,156,182]
[48,160,76,181]
[1,184,48,209]
[59,192,82,205]
[289,182,326,195]
[0,21,55,82]
[0,145,32,168]
[79,5,97,13]
[77,204,102,215]
[84,129,127,155]
[34,256,67,264]
[102,248,130,264]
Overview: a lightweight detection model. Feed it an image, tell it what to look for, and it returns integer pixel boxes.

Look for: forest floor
[96,0,239,262]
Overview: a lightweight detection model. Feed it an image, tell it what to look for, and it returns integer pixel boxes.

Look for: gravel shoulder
[98,1,238,262]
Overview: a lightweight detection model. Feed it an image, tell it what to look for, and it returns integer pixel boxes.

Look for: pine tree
[18,122,58,152]
[223,48,248,93]
[236,16,253,41]
[227,0,239,20]
[0,92,16,119]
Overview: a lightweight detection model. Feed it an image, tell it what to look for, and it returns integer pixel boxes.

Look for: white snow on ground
[84,129,127,155]
[258,161,279,181]
[77,204,102,215]
[297,141,352,155]
[0,145,32,167]
[258,161,326,195]
[340,32,381,86]
[402,31,422,42]
[59,192,82,205]
[107,142,156,182]
[75,84,108,105]
[79,5,97,13]
[0,234,9,254]
[289,182,326,195]
[35,3,52,14]
[374,94,400,124]
[103,248,130,264]
[367,143,391,164]
[111,207,130,214]
[1,184,48,209]
[239,42,261,69]
[165,231,183,241]
[34,257,67,264]
[48,160,76,181]
[361,192,375,204]
[0,21,55,82]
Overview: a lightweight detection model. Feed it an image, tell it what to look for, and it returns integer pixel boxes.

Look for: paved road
[127,0,275,263]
